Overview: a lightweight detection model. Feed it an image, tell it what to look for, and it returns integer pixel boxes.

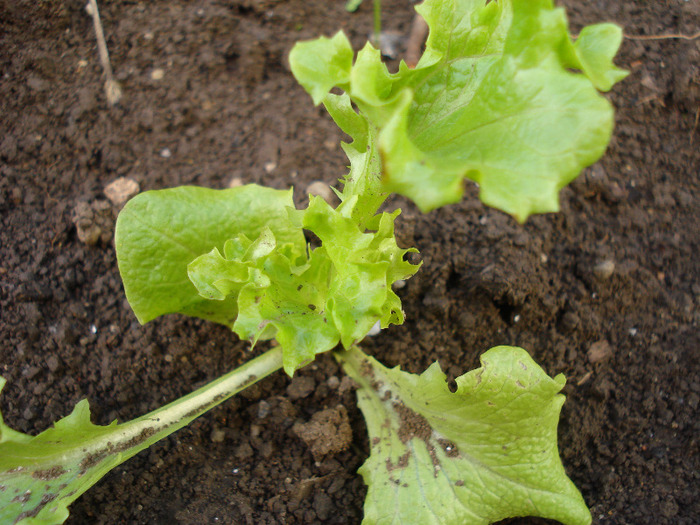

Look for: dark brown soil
[1,1,698,524]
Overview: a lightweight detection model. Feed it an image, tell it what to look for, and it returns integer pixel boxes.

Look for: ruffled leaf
[290,0,627,222]
[115,185,304,326]
[570,23,629,92]
[188,197,419,375]
[337,345,591,525]
[323,93,386,229]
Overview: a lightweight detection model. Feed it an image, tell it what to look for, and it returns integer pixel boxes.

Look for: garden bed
[0,0,698,523]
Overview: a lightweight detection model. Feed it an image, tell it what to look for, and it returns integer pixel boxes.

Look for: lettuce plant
[0,1,626,523]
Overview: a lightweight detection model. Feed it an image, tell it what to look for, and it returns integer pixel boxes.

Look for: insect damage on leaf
[337,345,593,525]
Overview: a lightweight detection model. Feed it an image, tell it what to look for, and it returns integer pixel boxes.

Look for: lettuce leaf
[0,349,282,525]
[324,93,386,229]
[117,186,419,376]
[115,185,304,326]
[337,345,591,525]
[188,196,419,375]
[290,0,627,222]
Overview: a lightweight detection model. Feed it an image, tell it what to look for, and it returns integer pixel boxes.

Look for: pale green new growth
[337,346,591,525]
[290,0,627,221]
[324,93,386,229]
[187,194,419,375]
[0,348,283,525]
[117,185,418,376]
[115,185,304,327]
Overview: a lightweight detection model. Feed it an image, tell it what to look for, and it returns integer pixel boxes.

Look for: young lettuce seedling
[0,1,626,523]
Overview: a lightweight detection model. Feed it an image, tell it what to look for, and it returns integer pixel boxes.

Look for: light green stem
[0,347,284,525]
[373,0,382,46]
[93,346,284,462]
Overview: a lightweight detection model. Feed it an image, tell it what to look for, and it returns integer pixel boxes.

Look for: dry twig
[86,0,122,105]
[624,31,700,41]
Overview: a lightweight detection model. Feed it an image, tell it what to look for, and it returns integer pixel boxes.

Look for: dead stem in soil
[86,0,122,105]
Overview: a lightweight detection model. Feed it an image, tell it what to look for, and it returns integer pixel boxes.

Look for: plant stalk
[14,346,284,473]
[113,346,284,456]
[373,0,381,48]
[0,347,284,523]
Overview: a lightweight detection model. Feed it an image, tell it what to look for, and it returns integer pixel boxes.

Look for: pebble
[375,30,404,59]
[257,400,270,419]
[366,320,381,337]
[306,181,338,205]
[104,177,140,208]
[326,375,340,389]
[46,355,61,373]
[286,375,315,400]
[588,339,613,364]
[159,147,172,158]
[228,177,243,188]
[150,68,165,80]
[210,428,226,443]
[22,366,41,380]
[593,259,615,280]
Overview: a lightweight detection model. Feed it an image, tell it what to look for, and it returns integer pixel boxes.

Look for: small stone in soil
[46,355,60,373]
[228,176,243,188]
[150,68,165,80]
[588,339,613,364]
[593,259,615,280]
[326,375,340,390]
[286,375,315,400]
[306,181,338,205]
[210,428,226,443]
[257,400,270,419]
[104,177,140,208]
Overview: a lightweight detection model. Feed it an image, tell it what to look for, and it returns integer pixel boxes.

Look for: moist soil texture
[1,0,698,524]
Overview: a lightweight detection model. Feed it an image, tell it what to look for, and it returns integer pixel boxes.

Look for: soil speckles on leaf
[393,401,431,444]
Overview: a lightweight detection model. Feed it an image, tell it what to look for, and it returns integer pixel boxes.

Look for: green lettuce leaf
[336,345,591,525]
[569,23,629,92]
[188,196,419,375]
[289,0,627,222]
[324,93,386,229]
[0,349,282,525]
[115,185,304,326]
[116,185,419,376]
[289,31,354,106]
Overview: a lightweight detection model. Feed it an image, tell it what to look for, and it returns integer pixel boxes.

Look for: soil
[1,0,698,524]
